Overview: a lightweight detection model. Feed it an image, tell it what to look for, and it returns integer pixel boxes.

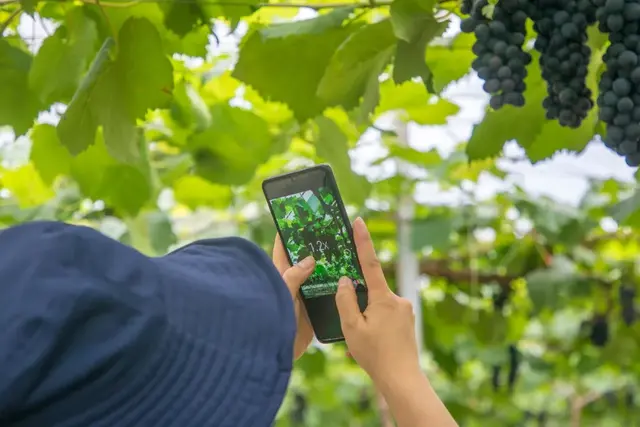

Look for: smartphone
[262,164,368,343]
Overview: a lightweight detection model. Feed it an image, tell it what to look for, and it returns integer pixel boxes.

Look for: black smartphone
[262,164,368,343]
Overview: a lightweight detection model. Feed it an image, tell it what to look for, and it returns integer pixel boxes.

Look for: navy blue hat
[0,221,295,427]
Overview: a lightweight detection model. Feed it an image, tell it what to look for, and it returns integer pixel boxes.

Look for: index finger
[352,217,390,299]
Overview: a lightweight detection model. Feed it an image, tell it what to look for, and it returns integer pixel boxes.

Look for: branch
[383,258,613,289]
[0,0,395,8]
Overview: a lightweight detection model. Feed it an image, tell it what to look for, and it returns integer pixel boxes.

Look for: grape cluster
[595,0,640,166]
[460,0,532,109]
[529,0,597,128]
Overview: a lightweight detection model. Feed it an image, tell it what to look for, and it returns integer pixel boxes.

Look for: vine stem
[0,0,395,8]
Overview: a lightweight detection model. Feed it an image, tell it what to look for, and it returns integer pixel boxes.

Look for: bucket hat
[0,221,295,427]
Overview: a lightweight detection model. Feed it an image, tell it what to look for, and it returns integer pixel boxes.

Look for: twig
[0,7,22,36]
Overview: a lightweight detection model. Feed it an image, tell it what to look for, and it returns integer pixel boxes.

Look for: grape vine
[459,0,640,166]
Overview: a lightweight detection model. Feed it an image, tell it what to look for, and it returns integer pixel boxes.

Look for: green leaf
[411,215,453,251]
[233,20,356,122]
[425,33,475,93]
[376,80,459,124]
[474,311,508,345]
[20,0,37,14]
[69,132,152,216]
[389,0,436,42]
[189,104,273,185]
[173,175,232,209]
[56,37,115,156]
[30,124,73,185]
[315,115,371,206]
[375,141,442,169]
[29,7,98,106]
[610,188,640,227]
[525,257,587,314]
[0,163,54,207]
[0,40,42,135]
[317,20,396,110]
[58,18,174,163]
[260,7,355,39]
[146,211,178,254]
[198,0,259,27]
[390,0,447,93]
[173,80,212,132]
[162,0,207,37]
[295,347,327,379]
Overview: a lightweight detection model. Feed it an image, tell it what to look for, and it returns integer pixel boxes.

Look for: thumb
[335,277,362,330]
[282,256,315,298]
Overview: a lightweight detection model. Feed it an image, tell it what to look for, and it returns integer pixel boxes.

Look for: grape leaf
[233,19,356,122]
[56,37,114,156]
[198,0,260,28]
[30,124,73,185]
[358,48,395,123]
[166,24,210,58]
[390,0,437,42]
[0,163,54,207]
[393,19,448,92]
[317,20,396,110]
[69,132,152,216]
[315,116,370,206]
[173,175,232,209]
[20,0,37,14]
[0,40,42,136]
[376,80,460,125]
[172,80,212,132]
[260,6,354,39]
[162,0,207,36]
[425,33,475,93]
[189,104,273,185]
[57,18,174,163]
[29,7,98,106]
[411,215,453,251]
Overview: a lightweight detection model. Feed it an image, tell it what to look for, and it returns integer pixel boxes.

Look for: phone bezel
[262,164,367,343]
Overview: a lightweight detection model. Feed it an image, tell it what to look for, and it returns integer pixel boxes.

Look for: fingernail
[338,277,351,288]
[298,256,314,269]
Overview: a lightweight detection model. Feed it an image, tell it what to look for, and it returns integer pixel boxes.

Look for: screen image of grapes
[270,187,365,298]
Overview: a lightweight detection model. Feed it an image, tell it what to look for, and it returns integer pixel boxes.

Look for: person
[0,218,456,427]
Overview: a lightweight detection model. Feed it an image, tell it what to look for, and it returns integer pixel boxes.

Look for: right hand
[335,217,421,389]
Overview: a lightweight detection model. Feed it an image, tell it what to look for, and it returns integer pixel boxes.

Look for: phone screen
[268,185,366,299]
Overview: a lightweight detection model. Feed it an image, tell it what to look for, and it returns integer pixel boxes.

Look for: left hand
[272,235,315,360]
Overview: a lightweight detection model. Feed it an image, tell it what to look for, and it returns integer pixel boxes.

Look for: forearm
[376,368,458,427]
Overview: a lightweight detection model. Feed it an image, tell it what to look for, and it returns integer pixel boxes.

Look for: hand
[335,217,421,389]
[272,235,315,360]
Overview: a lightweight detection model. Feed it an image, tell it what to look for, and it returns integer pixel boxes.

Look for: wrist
[372,362,426,398]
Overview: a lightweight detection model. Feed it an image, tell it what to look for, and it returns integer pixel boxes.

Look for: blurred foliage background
[2,0,640,425]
